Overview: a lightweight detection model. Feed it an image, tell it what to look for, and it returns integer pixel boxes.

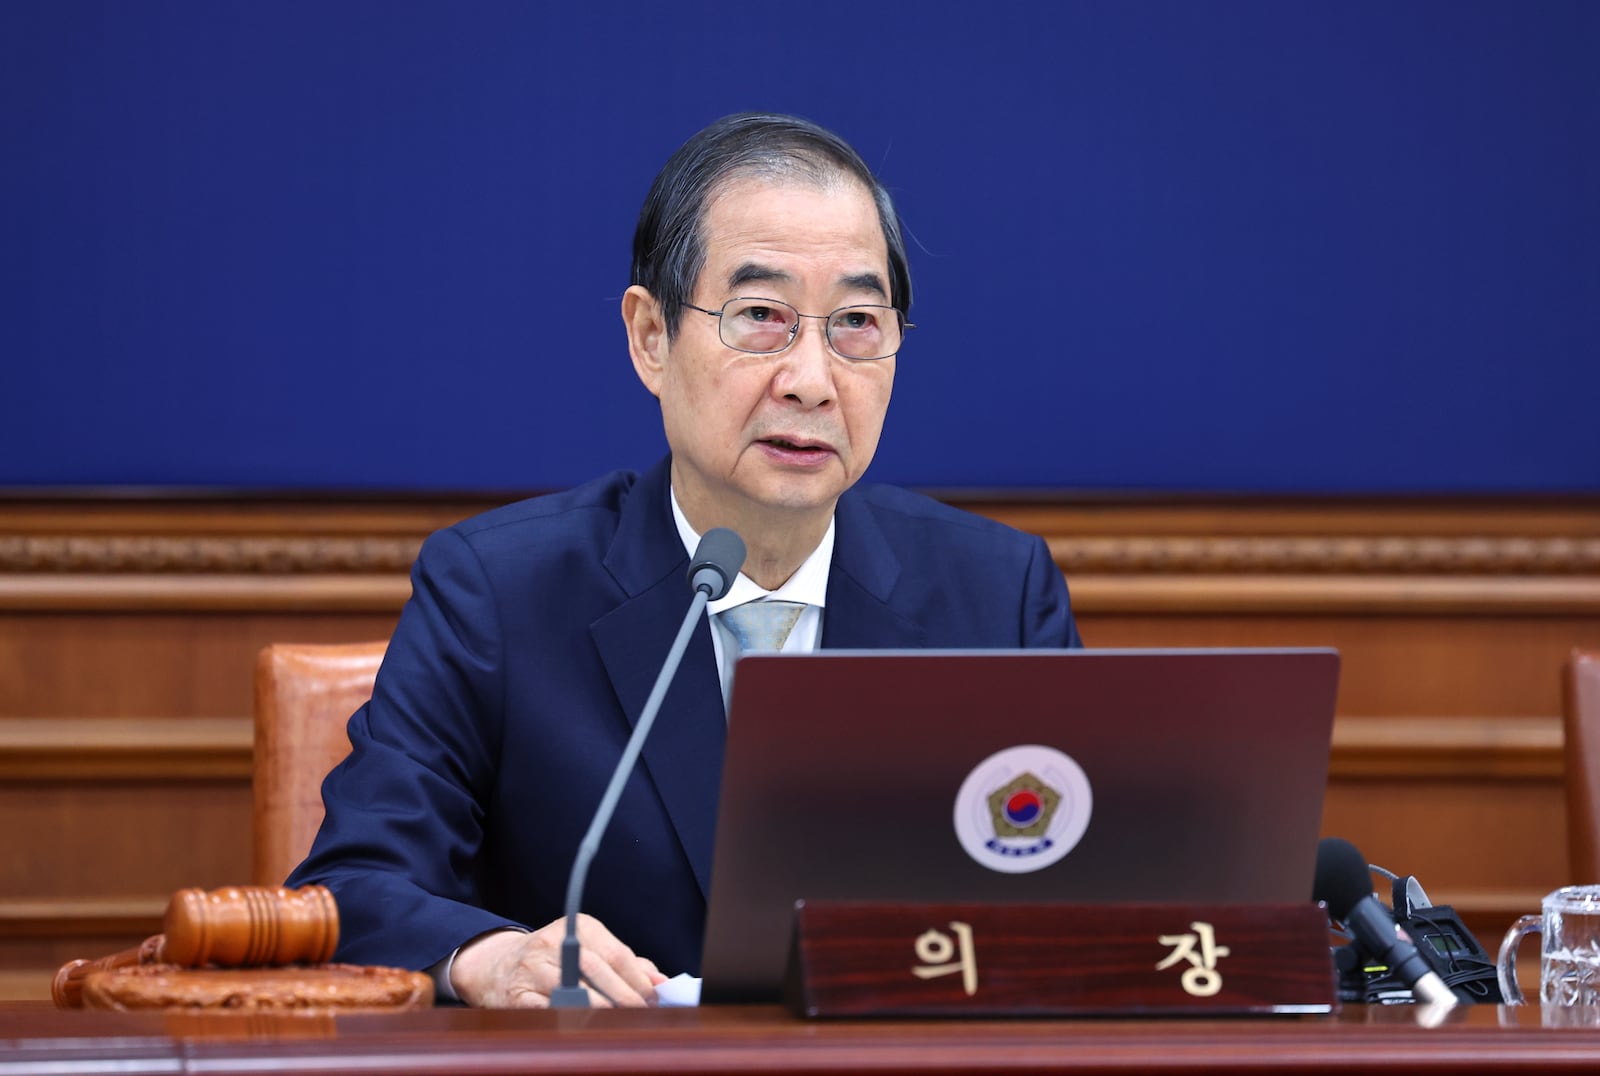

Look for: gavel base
[80,963,434,1013]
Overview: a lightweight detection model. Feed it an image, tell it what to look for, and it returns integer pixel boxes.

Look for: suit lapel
[823,490,927,650]
[591,459,725,898]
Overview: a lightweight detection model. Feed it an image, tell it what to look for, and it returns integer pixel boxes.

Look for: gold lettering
[1156,921,1230,998]
[911,920,978,996]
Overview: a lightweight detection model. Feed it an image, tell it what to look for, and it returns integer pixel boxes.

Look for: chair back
[1565,649,1600,884]
[252,642,386,886]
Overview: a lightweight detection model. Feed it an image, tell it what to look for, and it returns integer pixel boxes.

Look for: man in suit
[288,113,1082,1007]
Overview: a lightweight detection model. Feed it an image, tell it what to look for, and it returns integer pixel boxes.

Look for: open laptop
[699,647,1340,1002]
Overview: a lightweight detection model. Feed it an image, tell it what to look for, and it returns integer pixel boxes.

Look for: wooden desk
[2,1004,1599,1074]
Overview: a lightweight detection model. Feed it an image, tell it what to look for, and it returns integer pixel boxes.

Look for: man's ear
[623,285,667,398]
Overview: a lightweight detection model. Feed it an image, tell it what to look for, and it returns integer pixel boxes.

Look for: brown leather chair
[1564,649,1600,884]
[253,642,386,886]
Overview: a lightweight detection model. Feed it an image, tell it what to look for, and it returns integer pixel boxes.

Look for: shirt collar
[670,487,833,615]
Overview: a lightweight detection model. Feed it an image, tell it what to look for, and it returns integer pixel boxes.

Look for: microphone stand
[549,530,742,1007]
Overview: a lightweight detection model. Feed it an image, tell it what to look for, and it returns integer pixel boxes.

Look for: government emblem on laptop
[952,744,1092,873]
[988,772,1060,840]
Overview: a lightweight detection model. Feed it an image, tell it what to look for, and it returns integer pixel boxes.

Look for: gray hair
[630,112,912,340]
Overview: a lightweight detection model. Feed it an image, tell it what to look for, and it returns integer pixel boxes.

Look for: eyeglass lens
[719,298,901,360]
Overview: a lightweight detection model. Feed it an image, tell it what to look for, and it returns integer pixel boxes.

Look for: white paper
[654,972,702,1007]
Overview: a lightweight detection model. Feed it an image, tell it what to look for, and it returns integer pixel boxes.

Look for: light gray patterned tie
[719,600,806,655]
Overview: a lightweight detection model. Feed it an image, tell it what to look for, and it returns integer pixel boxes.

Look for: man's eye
[837,310,877,331]
[731,303,789,325]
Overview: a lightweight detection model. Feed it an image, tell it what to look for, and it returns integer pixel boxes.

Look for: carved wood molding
[1328,715,1562,779]
[0,536,423,574]
[0,714,1560,783]
[4,572,1597,614]
[1068,575,1600,614]
[0,718,252,781]
[0,574,409,612]
[3,531,1598,576]
[2,499,1597,612]
[7,573,1600,617]
[1051,535,1600,575]
[0,897,166,937]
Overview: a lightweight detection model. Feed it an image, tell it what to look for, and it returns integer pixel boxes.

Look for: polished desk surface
[3,1003,1600,1075]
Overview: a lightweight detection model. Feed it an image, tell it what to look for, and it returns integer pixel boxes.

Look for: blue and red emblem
[981,770,1062,858]
[1002,789,1043,828]
[954,745,1093,874]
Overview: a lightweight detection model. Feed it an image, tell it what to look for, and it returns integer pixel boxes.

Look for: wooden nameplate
[787,901,1338,1018]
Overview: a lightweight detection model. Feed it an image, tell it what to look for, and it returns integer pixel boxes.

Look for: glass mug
[1497,886,1600,1007]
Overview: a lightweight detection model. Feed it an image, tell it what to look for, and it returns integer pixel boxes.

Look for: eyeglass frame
[681,296,915,361]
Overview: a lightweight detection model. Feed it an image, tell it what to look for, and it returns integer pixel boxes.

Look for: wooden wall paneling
[0,778,250,899]
[0,712,257,999]
[0,613,401,717]
[0,494,1595,1002]
[1078,613,1600,717]
[0,494,418,1000]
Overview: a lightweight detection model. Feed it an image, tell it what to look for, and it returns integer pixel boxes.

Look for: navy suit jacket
[288,457,1081,975]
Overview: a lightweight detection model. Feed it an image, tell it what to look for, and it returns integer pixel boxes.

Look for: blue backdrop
[3,1,1596,492]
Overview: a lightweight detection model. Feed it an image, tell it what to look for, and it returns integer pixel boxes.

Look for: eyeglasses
[683,297,913,361]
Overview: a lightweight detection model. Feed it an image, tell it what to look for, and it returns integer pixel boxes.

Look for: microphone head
[688,528,746,600]
[1314,836,1377,920]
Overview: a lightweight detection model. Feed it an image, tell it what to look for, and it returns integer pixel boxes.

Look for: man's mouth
[760,437,832,454]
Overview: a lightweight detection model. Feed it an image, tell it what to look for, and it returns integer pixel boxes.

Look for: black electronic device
[1327,861,1503,1005]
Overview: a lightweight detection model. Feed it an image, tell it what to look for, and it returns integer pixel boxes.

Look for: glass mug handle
[1497,914,1543,1004]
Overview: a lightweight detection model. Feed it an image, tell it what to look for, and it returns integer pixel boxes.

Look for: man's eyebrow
[840,272,887,299]
[724,264,889,300]
[727,263,792,292]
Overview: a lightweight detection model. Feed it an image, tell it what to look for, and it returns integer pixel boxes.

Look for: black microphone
[1313,837,1457,1009]
[549,527,746,1008]
[687,526,745,601]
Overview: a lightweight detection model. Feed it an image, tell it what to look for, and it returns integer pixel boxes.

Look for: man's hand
[450,915,666,1008]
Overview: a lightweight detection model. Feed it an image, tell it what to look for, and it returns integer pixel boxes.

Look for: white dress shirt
[670,489,832,713]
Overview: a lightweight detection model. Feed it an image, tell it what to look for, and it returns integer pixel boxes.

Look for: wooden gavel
[53,885,338,1008]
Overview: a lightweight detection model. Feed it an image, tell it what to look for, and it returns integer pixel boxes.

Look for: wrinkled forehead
[695,173,888,291]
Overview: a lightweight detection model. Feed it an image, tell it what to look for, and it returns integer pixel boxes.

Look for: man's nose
[774,318,837,408]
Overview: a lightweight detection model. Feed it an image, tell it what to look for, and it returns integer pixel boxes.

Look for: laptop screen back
[699,647,1340,1002]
